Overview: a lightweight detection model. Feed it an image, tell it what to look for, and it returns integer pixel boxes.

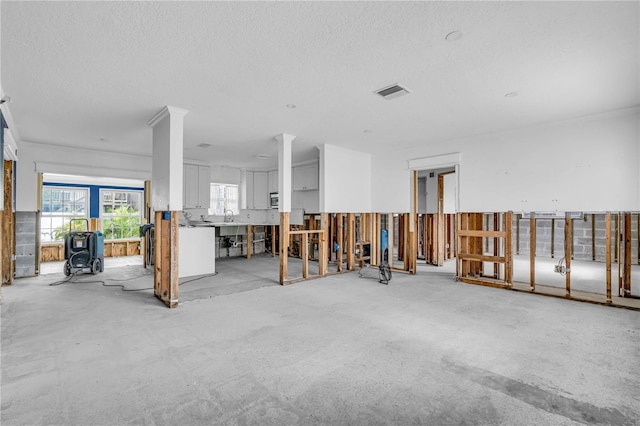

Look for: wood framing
[336,213,343,272]
[279,212,290,284]
[564,214,571,298]
[387,214,394,269]
[246,225,253,259]
[346,213,355,271]
[319,213,329,276]
[530,215,536,291]
[457,212,513,288]
[2,160,15,286]
[437,175,445,266]
[606,212,612,304]
[271,225,277,256]
[154,211,179,308]
[623,212,631,297]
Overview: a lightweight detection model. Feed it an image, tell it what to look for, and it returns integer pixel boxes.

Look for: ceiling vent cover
[375,83,411,100]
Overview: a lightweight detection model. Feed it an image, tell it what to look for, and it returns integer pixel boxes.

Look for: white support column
[274,133,295,213]
[148,106,189,212]
[147,105,188,308]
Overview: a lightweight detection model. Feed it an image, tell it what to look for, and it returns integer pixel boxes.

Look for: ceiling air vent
[375,83,411,100]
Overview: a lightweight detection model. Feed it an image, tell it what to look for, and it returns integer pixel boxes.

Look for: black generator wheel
[91,258,101,275]
[63,261,71,276]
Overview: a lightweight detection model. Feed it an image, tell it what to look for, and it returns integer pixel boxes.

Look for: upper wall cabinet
[253,171,268,209]
[293,163,318,191]
[268,170,278,193]
[183,163,210,209]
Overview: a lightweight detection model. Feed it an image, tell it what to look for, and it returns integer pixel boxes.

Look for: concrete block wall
[512,214,639,262]
[15,211,38,277]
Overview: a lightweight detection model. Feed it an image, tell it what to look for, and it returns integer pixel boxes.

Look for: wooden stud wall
[154,211,179,308]
[456,212,513,289]
[2,160,15,286]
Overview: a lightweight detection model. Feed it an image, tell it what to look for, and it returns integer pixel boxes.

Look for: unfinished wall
[15,211,37,277]
[320,144,371,213]
[372,107,640,213]
[513,214,639,263]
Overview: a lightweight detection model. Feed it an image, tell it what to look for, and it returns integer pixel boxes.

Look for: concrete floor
[2,254,639,425]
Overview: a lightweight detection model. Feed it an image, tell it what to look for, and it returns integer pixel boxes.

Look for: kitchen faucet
[224,209,234,223]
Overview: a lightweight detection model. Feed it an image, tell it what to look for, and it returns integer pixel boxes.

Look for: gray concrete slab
[2,254,639,425]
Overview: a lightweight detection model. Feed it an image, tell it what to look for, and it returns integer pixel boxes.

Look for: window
[101,190,142,240]
[41,187,88,242]
[209,183,239,216]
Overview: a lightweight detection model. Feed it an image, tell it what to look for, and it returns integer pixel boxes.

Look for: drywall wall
[210,165,241,185]
[319,144,371,212]
[372,107,639,213]
[16,141,152,211]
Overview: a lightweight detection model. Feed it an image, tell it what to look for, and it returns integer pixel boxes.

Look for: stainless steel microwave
[270,192,278,209]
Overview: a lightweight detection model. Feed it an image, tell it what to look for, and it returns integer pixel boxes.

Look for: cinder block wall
[15,212,38,277]
[512,214,639,262]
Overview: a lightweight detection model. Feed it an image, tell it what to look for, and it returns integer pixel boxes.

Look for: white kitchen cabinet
[268,170,278,193]
[253,171,268,209]
[245,171,254,209]
[293,163,318,191]
[183,163,211,209]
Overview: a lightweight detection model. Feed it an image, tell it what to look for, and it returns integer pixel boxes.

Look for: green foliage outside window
[102,206,141,240]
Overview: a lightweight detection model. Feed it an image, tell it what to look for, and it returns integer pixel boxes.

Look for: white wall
[372,107,639,213]
[320,144,371,212]
[16,141,152,211]
[210,165,241,185]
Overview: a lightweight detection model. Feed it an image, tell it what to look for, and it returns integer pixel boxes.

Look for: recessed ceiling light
[198,143,212,148]
[255,154,271,160]
[445,31,462,41]
[286,104,297,109]
[505,92,519,98]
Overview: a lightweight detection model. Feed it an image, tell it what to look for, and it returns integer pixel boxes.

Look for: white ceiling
[2,1,638,171]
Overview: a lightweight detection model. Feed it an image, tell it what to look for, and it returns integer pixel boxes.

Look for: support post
[346,213,355,270]
[437,174,445,266]
[606,212,612,303]
[154,211,179,308]
[246,225,253,259]
[336,213,343,272]
[2,160,15,286]
[279,213,290,284]
[388,214,395,268]
[301,232,308,279]
[319,213,329,276]
[505,212,513,286]
[530,214,536,291]
[271,225,277,257]
[565,213,571,298]
[623,212,631,297]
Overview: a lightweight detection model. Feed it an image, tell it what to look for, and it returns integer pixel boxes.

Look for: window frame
[209,183,239,216]
[40,185,90,243]
[99,188,143,241]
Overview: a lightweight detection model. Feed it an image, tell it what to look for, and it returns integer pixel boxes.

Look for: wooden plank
[403,213,410,271]
[516,214,520,255]
[437,175,444,266]
[493,213,499,278]
[592,214,596,261]
[2,160,14,285]
[336,213,343,272]
[458,253,506,263]
[530,215,536,291]
[551,218,555,258]
[168,211,179,307]
[457,230,507,238]
[459,276,511,289]
[154,211,163,299]
[397,214,404,261]
[346,213,355,271]
[319,213,328,276]
[246,225,252,259]
[623,212,631,297]
[372,213,380,266]
[504,211,513,286]
[279,212,290,284]
[301,232,309,278]
[565,214,571,298]
[606,212,612,303]
[388,214,394,268]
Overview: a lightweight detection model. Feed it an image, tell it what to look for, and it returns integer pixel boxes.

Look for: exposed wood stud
[592,214,596,261]
[605,212,612,303]
[319,213,329,276]
[279,213,290,284]
[623,212,631,297]
[530,215,536,291]
[346,213,355,271]
[516,214,521,255]
[437,174,445,266]
[2,160,15,286]
[154,211,179,308]
[246,225,253,259]
[388,214,394,269]
[301,232,309,278]
[336,213,343,272]
[551,218,555,258]
[565,213,571,298]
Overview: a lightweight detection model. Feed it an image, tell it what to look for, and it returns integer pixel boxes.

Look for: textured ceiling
[2,1,638,170]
